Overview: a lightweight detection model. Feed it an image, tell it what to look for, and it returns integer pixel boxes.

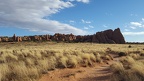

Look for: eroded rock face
[1,37,9,42]
[92,34,99,43]
[0,38,1,42]
[0,28,126,44]
[51,33,76,42]
[17,37,22,42]
[92,28,125,44]
[13,34,16,42]
[112,28,125,44]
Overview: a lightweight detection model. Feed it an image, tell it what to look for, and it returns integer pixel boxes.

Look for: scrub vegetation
[0,42,144,81]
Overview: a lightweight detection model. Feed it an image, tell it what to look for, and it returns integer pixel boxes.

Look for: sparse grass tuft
[111,56,144,81]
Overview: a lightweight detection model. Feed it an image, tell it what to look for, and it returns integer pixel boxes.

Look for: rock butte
[0,28,125,44]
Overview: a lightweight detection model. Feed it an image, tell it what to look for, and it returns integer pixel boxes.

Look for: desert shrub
[118,52,127,57]
[57,56,68,68]
[3,61,40,81]
[67,55,78,68]
[111,57,144,81]
[128,45,132,48]
[47,56,57,70]
[95,53,102,63]
[5,54,18,62]
[104,55,112,60]
[140,51,144,56]
[0,57,5,63]
[0,64,10,81]
[106,47,112,52]
[25,58,35,66]
[120,56,135,65]
[89,54,96,62]
[129,53,140,60]
[1,43,143,81]
[110,62,125,74]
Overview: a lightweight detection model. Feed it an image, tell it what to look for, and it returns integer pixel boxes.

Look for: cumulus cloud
[123,32,144,36]
[129,18,144,29]
[130,22,142,27]
[69,0,90,3]
[130,14,138,16]
[69,20,75,23]
[88,25,94,28]
[81,19,91,24]
[103,25,108,28]
[76,0,90,3]
[0,0,87,35]
[84,27,89,29]
[123,18,144,36]
[83,25,94,30]
[124,29,130,31]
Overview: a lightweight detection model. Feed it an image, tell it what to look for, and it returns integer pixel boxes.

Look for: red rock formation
[0,37,1,42]
[22,36,31,41]
[112,28,125,44]
[92,28,125,44]
[17,37,22,42]
[13,34,16,42]
[1,37,9,42]
[92,34,99,43]
[0,28,126,44]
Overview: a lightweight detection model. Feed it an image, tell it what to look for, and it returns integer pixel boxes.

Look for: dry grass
[111,56,144,81]
[0,42,144,81]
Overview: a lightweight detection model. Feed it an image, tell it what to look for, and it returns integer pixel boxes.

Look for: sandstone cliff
[0,28,126,44]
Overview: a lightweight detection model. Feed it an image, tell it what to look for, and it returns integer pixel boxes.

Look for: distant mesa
[0,28,125,44]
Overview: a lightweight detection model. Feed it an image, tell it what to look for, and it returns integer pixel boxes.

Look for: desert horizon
[0,0,144,81]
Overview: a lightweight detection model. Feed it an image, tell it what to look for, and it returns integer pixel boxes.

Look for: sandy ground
[39,54,118,81]
[39,62,114,81]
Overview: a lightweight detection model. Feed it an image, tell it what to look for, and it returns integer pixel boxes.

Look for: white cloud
[124,29,129,31]
[127,18,144,29]
[130,26,136,29]
[0,0,87,35]
[130,22,142,27]
[69,20,75,23]
[76,0,90,3]
[83,25,94,30]
[123,32,144,36]
[81,19,91,24]
[89,25,94,28]
[103,25,108,28]
[130,14,138,16]
[84,27,89,29]
[69,0,90,3]
[142,18,144,21]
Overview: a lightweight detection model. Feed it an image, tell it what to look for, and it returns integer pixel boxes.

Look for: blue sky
[0,0,144,42]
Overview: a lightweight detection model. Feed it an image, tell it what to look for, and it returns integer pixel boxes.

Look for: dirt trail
[39,55,118,81]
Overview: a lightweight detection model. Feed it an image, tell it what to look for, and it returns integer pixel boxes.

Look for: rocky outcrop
[1,37,9,42]
[112,28,125,44]
[0,37,1,42]
[0,28,126,44]
[91,28,125,44]
[51,33,76,42]
[13,34,17,42]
